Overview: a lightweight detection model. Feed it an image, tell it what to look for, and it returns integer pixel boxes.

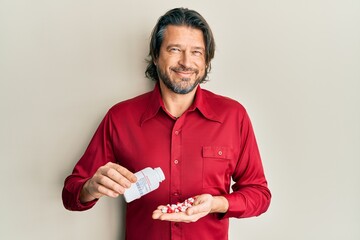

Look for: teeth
[161,197,196,213]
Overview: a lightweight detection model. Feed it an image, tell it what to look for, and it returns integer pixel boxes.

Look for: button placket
[170,121,182,202]
[170,121,183,239]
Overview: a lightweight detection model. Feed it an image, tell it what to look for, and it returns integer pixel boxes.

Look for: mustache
[170,66,199,74]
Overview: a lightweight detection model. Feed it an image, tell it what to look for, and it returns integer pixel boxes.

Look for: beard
[157,66,206,94]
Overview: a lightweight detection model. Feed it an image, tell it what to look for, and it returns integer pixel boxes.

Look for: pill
[161,197,196,213]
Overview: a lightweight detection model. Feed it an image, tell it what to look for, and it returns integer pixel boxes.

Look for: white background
[1,0,359,239]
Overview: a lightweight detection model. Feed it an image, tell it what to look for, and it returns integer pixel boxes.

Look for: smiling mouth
[171,67,198,78]
[175,71,193,78]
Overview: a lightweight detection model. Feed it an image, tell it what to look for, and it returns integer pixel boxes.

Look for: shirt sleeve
[62,112,116,211]
[222,111,271,219]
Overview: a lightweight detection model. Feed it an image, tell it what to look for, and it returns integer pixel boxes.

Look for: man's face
[155,25,207,94]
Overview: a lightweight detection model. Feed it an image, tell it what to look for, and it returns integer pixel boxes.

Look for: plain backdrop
[1,0,359,239]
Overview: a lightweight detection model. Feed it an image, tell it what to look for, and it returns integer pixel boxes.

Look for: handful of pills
[161,197,196,213]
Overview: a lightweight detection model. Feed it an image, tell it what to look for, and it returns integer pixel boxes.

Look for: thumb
[186,201,206,215]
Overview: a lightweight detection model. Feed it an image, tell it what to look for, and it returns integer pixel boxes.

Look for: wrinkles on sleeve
[220,110,271,219]
[221,185,271,219]
[62,177,98,211]
[62,111,116,211]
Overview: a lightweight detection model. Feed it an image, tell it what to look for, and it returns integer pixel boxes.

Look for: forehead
[162,25,205,48]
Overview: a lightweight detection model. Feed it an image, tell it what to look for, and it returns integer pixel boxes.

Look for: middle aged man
[63,7,271,240]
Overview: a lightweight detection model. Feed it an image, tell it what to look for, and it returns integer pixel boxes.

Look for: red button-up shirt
[62,83,271,240]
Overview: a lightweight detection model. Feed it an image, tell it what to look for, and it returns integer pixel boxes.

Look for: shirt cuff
[74,178,98,210]
[220,193,246,219]
[63,177,98,211]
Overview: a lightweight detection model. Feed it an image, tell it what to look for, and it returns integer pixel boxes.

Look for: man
[62,7,271,240]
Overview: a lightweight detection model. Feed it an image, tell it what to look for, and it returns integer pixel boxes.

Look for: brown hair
[145,8,215,82]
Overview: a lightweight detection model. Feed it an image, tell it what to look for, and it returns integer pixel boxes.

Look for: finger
[186,206,197,215]
[158,212,192,222]
[107,163,137,183]
[152,207,201,223]
[152,205,167,219]
[156,205,167,210]
[189,194,213,212]
[96,183,120,198]
[186,201,209,215]
[89,180,120,198]
[152,209,163,219]
[96,174,127,194]
[100,165,133,188]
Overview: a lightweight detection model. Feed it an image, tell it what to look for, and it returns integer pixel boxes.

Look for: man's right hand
[80,162,137,203]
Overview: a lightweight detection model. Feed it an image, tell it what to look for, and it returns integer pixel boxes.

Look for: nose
[178,51,191,68]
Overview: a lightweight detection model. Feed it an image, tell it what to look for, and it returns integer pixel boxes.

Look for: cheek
[158,58,177,69]
[195,58,206,68]
[197,62,206,73]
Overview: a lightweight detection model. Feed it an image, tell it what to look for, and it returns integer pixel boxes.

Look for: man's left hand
[152,194,228,223]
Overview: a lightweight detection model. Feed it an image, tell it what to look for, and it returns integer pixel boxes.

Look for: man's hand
[152,194,229,223]
[80,162,137,203]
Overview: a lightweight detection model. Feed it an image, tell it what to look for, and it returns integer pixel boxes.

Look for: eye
[169,47,181,53]
[193,50,203,56]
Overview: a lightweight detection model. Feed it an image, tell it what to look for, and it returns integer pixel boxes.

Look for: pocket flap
[202,146,233,159]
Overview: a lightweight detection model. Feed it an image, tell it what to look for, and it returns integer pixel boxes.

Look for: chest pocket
[202,146,233,189]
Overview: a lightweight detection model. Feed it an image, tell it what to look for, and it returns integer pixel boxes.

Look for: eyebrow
[166,44,205,52]
[166,44,182,50]
[192,46,205,52]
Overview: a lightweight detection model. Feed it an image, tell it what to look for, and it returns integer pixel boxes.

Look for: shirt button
[218,150,223,156]
[174,130,179,135]
[174,159,179,164]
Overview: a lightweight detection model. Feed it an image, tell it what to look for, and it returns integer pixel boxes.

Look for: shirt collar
[140,83,163,126]
[140,83,222,126]
[192,85,223,123]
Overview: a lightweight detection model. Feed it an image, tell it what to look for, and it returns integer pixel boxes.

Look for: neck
[158,81,197,118]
